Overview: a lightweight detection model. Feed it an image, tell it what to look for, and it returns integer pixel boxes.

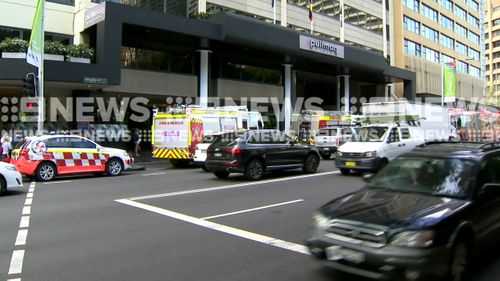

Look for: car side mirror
[362,173,374,182]
[480,183,500,198]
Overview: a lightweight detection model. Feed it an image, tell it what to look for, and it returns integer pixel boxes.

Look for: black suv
[306,142,500,281]
[205,130,320,180]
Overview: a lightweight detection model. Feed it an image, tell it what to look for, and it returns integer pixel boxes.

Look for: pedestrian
[132,129,141,157]
[0,136,10,162]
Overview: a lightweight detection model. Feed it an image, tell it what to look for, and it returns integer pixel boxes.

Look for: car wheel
[0,177,6,195]
[449,242,468,281]
[36,162,56,182]
[106,158,123,176]
[245,159,264,180]
[321,153,331,160]
[340,168,350,175]
[213,171,229,179]
[303,154,320,173]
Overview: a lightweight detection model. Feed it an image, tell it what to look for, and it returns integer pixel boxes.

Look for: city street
[1,160,500,281]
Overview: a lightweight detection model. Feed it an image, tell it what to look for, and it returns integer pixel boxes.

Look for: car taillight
[228,148,241,155]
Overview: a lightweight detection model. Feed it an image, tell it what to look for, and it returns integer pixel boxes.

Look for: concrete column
[284,64,293,134]
[280,0,287,27]
[340,0,345,43]
[197,50,211,107]
[344,75,350,113]
[336,76,341,111]
[198,0,206,13]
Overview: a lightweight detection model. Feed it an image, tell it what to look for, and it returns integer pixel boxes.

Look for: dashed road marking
[14,230,28,246]
[141,172,167,176]
[43,180,72,185]
[8,250,25,275]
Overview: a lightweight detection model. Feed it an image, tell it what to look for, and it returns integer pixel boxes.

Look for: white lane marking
[43,180,72,185]
[7,278,21,281]
[141,172,167,176]
[202,199,304,220]
[24,198,32,206]
[115,199,310,255]
[26,193,33,198]
[8,250,25,275]
[22,206,31,215]
[129,171,340,201]
[15,229,28,246]
[19,216,29,228]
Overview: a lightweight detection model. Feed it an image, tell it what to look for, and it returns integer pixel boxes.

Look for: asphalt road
[1,160,499,281]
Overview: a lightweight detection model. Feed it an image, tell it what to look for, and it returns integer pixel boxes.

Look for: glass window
[404,16,420,34]
[468,48,479,60]
[440,14,454,31]
[121,47,194,74]
[457,60,468,73]
[423,47,440,62]
[455,23,467,38]
[441,34,454,50]
[403,0,420,12]
[455,41,468,56]
[404,39,421,57]
[400,128,411,139]
[388,128,400,143]
[470,65,480,77]
[46,138,71,148]
[422,25,439,42]
[442,54,454,63]
[467,0,479,11]
[468,31,479,44]
[69,137,97,149]
[343,5,383,35]
[439,0,453,12]
[422,4,438,22]
[467,14,479,28]
[454,5,466,20]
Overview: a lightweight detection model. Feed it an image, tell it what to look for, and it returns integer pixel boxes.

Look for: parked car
[11,135,134,181]
[335,123,424,175]
[205,130,320,180]
[314,126,357,159]
[193,132,225,171]
[0,161,23,195]
[306,142,500,281]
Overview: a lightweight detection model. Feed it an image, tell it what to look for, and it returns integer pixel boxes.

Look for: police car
[0,161,23,195]
[11,135,134,181]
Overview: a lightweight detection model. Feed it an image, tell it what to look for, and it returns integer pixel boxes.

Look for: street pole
[38,0,45,135]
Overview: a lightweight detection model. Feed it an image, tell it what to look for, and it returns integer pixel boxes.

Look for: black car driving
[306,142,500,281]
[205,130,320,180]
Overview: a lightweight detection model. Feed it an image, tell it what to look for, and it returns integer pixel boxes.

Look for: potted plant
[65,44,94,63]
[44,40,65,61]
[0,38,28,59]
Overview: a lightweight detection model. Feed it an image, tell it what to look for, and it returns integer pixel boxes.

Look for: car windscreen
[201,135,217,143]
[366,157,475,199]
[353,126,388,142]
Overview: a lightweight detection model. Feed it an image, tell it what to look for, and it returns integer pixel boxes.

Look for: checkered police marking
[33,151,110,167]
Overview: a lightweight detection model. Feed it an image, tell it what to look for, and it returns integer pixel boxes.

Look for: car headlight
[5,165,17,171]
[312,212,330,230]
[123,151,129,157]
[364,151,377,158]
[390,230,434,248]
[336,151,343,157]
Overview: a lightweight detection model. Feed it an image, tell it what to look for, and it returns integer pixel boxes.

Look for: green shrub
[0,38,29,52]
[44,41,66,55]
[66,44,95,59]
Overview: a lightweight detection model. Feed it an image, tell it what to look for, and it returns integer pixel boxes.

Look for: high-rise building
[485,0,500,106]
[394,0,485,104]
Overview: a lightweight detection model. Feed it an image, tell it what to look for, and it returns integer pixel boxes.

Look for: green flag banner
[443,62,457,103]
[27,0,43,67]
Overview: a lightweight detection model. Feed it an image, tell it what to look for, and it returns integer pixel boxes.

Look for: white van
[335,123,424,175]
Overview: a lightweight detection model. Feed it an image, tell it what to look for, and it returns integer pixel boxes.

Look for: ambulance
[152,106,263,167]
[11,135,134,181]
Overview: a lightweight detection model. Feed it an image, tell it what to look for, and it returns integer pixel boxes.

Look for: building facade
[485,0,500,106]
[394,0,485,104]
[0,0,414,147]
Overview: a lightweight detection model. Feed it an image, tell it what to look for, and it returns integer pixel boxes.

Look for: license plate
[214,152,222,157]
[323,148,330,151]
[326,246,365,264]
[345,161,356,167]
